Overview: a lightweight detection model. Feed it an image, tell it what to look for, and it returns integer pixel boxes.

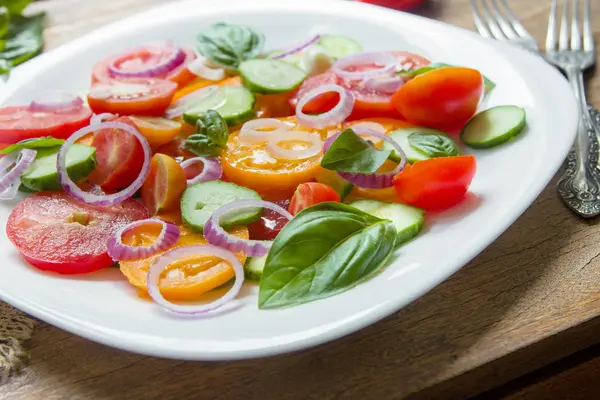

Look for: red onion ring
[363,74,405,94]
[107,218,180,261]
[147,244,244,315]
[332,52,398,81]
[90,113,116,125]
[0,149,36,193]
[295,84,354,128]
[108,44,187,79]
[57,122,151,206]
[204,199,293,257]
[271,34,321,60]
[29,92,84,113]
[165,85,223,120]
[180,157,222,186]
[187,56,225,81]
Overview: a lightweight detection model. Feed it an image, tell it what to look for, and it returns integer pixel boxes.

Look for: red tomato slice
[391,67,483,131]
[6,192,148,274]
[0,106,92,150]
[87,78,177,117]
[392,156,476,211]
[289,71,340,114]
[88,116,146,190]
[247,199,290,241]
[289,182,341,216]
[391,51,431,71]
[92,46,197,88]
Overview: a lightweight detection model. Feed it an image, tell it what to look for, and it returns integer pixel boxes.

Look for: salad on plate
[0,22,527,314]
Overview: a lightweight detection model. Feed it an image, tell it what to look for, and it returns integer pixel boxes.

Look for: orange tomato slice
[129,116,181,148]
[171,78,216,102]
[141,154,187,216]
[120,223,249,301]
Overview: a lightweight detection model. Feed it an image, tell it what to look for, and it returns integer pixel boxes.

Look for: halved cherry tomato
[88,78,177,117]
[129,116,181,148]
[221,116,336,200]
[142,154,187,216]
[289,183,341,216]
[119,223,248,301]
[392,155,477,211]
[92,45,197,88]
[6,192,148,274]
[391,67,483,131]
[88,116,145,190]
[247,199,290,241]
[0,106,92,149]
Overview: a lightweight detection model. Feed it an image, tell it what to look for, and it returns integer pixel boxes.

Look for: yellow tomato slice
[129,116,182,148]
[120,223,248,301]
[172,78,217,102]
[141,154,187,216]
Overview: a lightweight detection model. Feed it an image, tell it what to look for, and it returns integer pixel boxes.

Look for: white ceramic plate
[0,0,577,360]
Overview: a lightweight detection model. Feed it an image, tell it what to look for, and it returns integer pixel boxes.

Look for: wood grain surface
[2,0,600,399]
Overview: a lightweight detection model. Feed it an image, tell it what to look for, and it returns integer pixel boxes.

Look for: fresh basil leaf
[0,0,32,16]
[321,129,391,173]
[1,13,44,67]
[258,202,396,309]
[399,62,496,94]
[184,110,229,157]
[0,6,8,38]
[0,137,65,155]
[408,131,460,158]
[196,22,264,70]
[0,58,9,79]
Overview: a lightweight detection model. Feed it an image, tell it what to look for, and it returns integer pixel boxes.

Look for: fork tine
[471,0,493,39]
[559,0,570,50]
[546,0,559,51]
[571,0,582,50]
[489,0,519,39]
[479,0,508,39]
[499,0,535,40]
[583,0,595,52]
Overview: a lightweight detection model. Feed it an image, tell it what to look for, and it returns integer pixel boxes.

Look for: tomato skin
[0,106,92,149]
[6,192,148,274]
[247,199,290,240]
[289,183,341,216]
[391,67,483,131]
[392,156,477,211]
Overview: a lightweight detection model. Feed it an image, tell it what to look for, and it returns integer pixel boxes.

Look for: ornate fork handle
[557,67,600,218]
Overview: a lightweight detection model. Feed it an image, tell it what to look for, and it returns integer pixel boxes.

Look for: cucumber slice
[182,86,255,127]
[317,35,363,60]
[21,144,96,191]
[461,105,526,148]
[240,59,307,94]
[181,181,262,233]
[384,127,453,163]
[350,200,424,246]
[244,256,267,281]
[315,167,354,200]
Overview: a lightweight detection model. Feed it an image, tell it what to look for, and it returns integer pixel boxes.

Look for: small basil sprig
[408,131,460,158]
[197,22,264,70]
[399,62,496,94]
[1,12,44,74]
[321,129,391,173]
[0,136,65,155]
[258,202,397,309]
[183,110,229,157]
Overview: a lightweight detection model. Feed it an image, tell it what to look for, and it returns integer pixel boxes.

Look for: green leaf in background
[0,136,65,155]
[197,22,265,70]
[0,0,33,16]
[0,6,8,38]
[408,131,460,158]
[1,12,44,67]
[258,202,397,309]
[321,128,391,174]
[184,110,229,157]
[399,62,496,95]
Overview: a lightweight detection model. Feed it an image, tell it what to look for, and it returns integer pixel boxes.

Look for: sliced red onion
[296,84,354,128]
[271,34,321,60]
[266,130,323,160]
[336,130,407,189]
[204,199,293,257]
[107,219,180,261]
[29,92,84,113]
[180,157,222,186]
[147,244,244,315]
[57,122,151,206]
[187,56,225,81]
[165,85,223,120]
[239,118,290,144]
[108,45,187,79]
[332,52,398,81]
[90,113,116,125]
[0,149,36,193]
[364,74,405,94]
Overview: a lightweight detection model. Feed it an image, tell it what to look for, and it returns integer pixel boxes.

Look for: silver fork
[548,0,600,218]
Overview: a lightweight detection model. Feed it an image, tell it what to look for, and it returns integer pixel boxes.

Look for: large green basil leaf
[0,136,65,155]
[1,12,44,68]
[184,110,229,157]
[321,128,391,173]
[196,22,264,70]
[258,202,397,309]
[408,131,459,158]
[399,62,496,94]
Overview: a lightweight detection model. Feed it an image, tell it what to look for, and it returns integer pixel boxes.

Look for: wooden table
[2,0,600,399]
